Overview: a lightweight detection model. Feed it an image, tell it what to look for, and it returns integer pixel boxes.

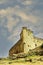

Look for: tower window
[28,45,29,47]
[35,44,37,47]
[24,43,25,44]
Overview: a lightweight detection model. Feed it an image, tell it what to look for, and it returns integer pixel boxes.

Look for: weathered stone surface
[17,53,27,58]
[9,27,43,57]
[9,39,24,56]
[40,57,43,61]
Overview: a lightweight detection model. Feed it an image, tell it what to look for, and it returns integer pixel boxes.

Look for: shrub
[8,62,12,64]
[41,44,43,48]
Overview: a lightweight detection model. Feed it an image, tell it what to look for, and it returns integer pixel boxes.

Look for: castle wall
[34,37,43,47]
[22,28,36,53]
[9,27,43,56]
[9,39,24,56]
[22,27,43,53]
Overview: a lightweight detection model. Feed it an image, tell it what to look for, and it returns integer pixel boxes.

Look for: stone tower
[20,27,36,53]
[9,27,43,56]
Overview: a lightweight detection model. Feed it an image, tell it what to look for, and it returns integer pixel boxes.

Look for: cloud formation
[0,6,39,33]
[0,0,9,4]
[35,33,43,38]
[22,0,33,5]
[0,0,43,41]
[0,7,38,23]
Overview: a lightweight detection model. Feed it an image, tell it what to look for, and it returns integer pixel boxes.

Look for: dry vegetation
[0,56,43,65]
[0,44,43,65]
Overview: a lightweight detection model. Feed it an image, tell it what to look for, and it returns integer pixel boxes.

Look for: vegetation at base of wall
[41,44,43,48]
[9,51,43,60]
[9,44,43,60]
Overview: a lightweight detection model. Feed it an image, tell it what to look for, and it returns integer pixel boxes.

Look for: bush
[41,44,43,48]
[8,62,12,64]
[0,58,2,60]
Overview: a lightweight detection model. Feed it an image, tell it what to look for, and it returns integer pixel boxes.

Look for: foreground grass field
[0,61,43,65]
[0,56,43,65]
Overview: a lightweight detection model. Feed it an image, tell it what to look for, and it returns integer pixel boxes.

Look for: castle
[9,27,43,56]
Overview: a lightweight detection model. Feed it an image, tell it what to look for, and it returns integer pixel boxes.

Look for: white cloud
[15,11,38,23]
[6,16,19,32]
[22,0,33,5]
[35,33,43,39]
[0,5,42,34]
[0,0,9,4]
[0,9,7,16]
[0,7,20,32]
[8,27,21,41]
[0,6,39,24]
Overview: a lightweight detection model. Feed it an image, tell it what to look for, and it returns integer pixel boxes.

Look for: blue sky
[0,0,43,57]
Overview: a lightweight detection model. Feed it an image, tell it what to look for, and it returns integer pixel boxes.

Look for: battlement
[20,27,33,40]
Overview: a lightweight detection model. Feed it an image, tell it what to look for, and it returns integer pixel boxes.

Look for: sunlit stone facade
[9,27,43,56]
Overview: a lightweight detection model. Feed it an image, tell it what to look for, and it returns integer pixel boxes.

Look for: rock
[17,53,27,58]
[29,58,37,63]
[25,58,30,62]
[40,57,43,61]
[25,58,37,63]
